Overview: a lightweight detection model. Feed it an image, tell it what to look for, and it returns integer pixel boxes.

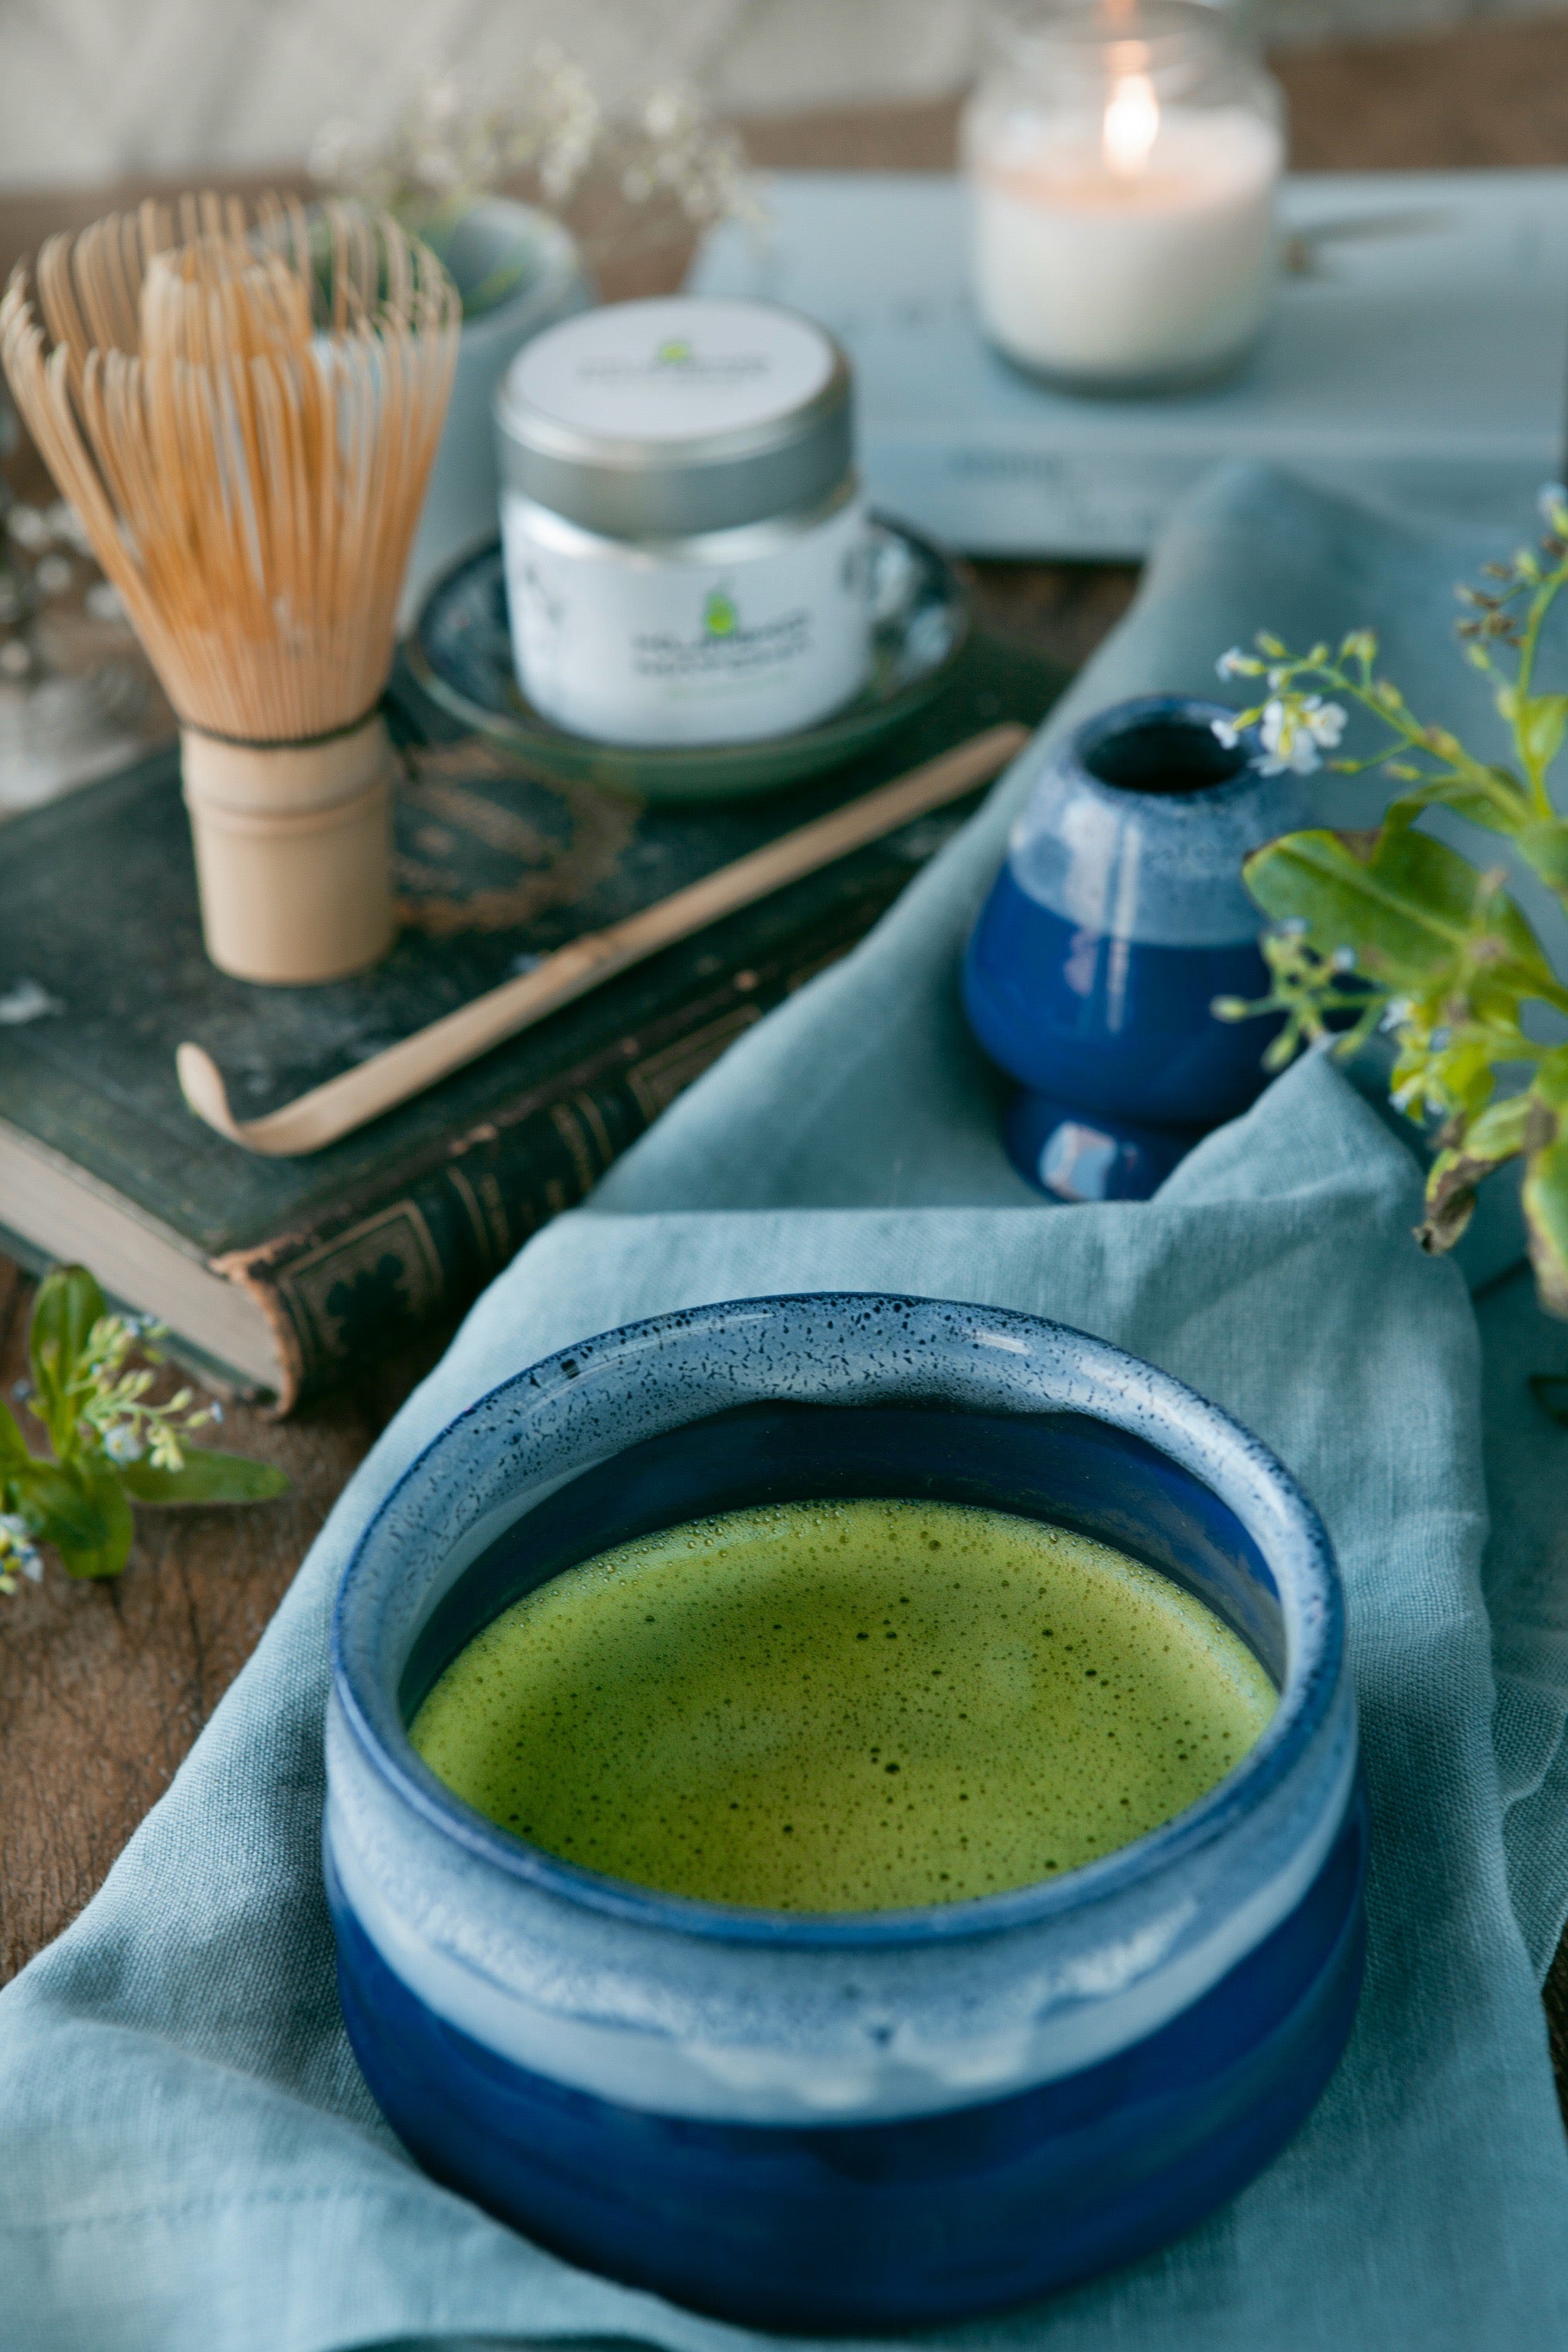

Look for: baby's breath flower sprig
[1218,489,1568,1316]
[70,1312,220,1476]
[312,52,761,317]
[1213,927,1385,1074]
[1214,629,1526,826]
[312,48,601,231]
[0,1266,287,1592]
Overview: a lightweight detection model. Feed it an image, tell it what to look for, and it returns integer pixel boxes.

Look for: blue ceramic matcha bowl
[964,695,1311,1200]
[326,1293,1363,2329]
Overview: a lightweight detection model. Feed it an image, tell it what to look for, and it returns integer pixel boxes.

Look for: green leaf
[1381,774,1530,839]
[1518,820,1568,893]
[29,1265,107,1454]
[53,1454,134,1580]
[1420,1091,1533,1253]
[1243,826,1557,994]
[119,1450,291,1506]
[9,1458,111,1548]
[1516,692,1568,778]
[1524,1137,1568,1319]
[0,1397,28,1469]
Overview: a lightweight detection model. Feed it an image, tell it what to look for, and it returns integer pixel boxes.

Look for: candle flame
[1103,67,1160,176]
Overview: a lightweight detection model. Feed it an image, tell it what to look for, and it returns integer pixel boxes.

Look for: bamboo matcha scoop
[176,725,1030,1156]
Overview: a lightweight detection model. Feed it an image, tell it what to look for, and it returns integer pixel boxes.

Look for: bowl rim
[1067,691,1266,812]
[330,1290,1345,1952]
[435,194,586,331]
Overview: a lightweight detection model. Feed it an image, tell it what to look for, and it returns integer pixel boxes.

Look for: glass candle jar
[962,0,1286,394]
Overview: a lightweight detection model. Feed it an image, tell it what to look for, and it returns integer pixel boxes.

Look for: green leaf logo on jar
[704,586,739,639]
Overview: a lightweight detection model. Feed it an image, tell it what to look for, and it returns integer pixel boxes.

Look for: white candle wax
[970,102,1283,387]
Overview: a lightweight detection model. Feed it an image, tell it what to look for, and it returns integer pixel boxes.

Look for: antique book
[0,637,1062,1408]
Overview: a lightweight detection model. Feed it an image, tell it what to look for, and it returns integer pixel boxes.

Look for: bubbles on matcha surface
[409,1497,1276,1912]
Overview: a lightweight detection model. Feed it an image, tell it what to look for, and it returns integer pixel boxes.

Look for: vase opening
[1080,704,1247,798]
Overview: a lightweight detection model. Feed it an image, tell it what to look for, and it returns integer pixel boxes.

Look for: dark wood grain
[1276,18,1568,173]
[2,22,1566,2132]
[0,1271,457,1979]
[740,15,1568,180]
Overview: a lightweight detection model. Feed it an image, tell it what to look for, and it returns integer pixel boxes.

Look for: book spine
[212,884,900,1412]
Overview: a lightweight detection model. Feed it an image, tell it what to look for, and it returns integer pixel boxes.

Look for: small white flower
[1257,695,1347,776]
[1330,945,1357,972]
[308,114,368,186]
[47,502,92,554]
[85,581,126,625]
[5,504,49,553]
[1215,648,1248,680]
[1210,717,1241,750]
[1540,483,1568,526]
[0,1512,42,1584]
[101,1421,144,1466]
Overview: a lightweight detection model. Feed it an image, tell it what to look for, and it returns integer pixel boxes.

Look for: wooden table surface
[4,16,1568,2113]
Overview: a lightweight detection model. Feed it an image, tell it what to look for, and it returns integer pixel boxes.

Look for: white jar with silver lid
[495,296,869,747]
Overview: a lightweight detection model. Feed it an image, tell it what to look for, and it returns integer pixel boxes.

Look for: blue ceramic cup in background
[401,199,592,619]
[327,1292,1364,2330]
[964,695,1310,1200]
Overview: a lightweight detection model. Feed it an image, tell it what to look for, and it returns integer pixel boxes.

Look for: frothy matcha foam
[411,1497,1276,1912]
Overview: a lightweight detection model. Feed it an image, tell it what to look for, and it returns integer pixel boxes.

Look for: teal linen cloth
[6,463,1568,2349]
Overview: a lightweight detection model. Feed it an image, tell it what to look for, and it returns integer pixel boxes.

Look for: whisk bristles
[0,192,459,744]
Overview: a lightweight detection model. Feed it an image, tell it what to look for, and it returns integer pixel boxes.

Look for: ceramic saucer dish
[326,1292,1364,2328]
[405,517,971,803]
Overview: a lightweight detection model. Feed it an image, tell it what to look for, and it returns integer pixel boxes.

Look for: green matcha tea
[411,1498,1276,1912]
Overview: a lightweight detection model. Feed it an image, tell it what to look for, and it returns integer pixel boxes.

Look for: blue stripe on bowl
[328,1786,1366,2330]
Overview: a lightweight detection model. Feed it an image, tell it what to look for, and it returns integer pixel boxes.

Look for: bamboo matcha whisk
[0,194,459,983]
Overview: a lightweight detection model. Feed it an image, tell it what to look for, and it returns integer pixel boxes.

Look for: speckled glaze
[964,696,1311,1199]
[327,1293,1363,2328]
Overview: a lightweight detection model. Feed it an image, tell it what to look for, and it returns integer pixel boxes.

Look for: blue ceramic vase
[327,1292,1363,2331]
[964,695,1311,1199]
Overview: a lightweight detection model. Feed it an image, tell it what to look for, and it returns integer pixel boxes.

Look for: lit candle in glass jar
[964,1,1285,394]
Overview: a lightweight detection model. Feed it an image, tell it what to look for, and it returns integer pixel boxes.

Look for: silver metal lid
[495,296,855,540]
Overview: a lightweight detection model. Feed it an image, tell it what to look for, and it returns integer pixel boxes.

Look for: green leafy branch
[1214,488,1568,1313]
[0,1265,289,1592]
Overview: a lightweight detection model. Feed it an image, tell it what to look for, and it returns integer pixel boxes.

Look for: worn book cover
[0,635,1063,1406]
